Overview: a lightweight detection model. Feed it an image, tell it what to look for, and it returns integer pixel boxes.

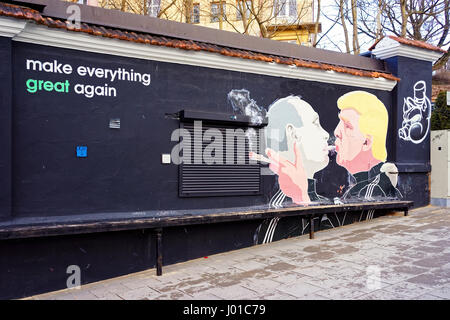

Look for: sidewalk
[26,206,450,300]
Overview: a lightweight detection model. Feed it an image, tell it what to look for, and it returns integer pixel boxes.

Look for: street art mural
[225,90,403,244]
[261,96,331,206]
[228,89,265,158]
[228,89,266,126]
[398,80,431,144]
[333,91,401,200]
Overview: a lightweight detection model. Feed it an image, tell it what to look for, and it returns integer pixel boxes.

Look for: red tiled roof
[432,84,450,102]
[370,35,447,54]
[0,2,400,81]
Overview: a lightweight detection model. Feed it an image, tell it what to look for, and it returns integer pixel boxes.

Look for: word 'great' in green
[26,79,69,93]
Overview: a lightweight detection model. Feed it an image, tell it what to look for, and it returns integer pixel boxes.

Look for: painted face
[291,101,330,174]
[334,108,366,168]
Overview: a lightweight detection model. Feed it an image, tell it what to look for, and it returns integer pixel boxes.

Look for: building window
[211,2,226,23]
[236,0,252,21]
[149,0,161,17]
[274,0,297,18]
[192,3,200,23]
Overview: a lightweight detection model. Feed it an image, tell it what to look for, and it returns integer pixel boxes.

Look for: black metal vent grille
[180,122,261,197]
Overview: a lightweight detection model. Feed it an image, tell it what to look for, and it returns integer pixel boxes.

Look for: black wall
[0,38,433,299]
[0,37,12,220]
[11,42,395,217]
[385,56,433,207]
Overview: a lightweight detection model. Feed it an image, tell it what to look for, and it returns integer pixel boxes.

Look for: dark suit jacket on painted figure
[254,162,401,245]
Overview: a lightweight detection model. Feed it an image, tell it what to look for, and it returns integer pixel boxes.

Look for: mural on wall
[227,90,404,244]
[228,89,266,126]
[227,89,266,157]
[398,81,431,144]
[261,96,331,207]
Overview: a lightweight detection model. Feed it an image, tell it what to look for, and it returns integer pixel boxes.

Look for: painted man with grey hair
[254,96,331,244]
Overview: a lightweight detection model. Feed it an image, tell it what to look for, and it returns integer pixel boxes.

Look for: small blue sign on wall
[76,146,87,158]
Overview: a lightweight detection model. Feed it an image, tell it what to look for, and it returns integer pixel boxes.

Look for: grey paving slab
[342,278,393,294]
[426,285,450,299]
[302,275,353,291]
[201,285,259,300]
[313,285,366,300]
[390,264,429,276]
[375,267,418,285]
[240,278,284,294]
[382,281,432,299]
[186,292,223,300]
[117,286,161,300]
[26,206,450,300]
[100,282,137,295]
[96,293,123,300]
[266,270,312,285]
[356,289,414,300]
[71,291,99,300]
[293,265,340,279]
[259,292,299,300]
[276,281,323,298]
[413,294,445,300]
[406,269,450,289]
[151,290,195,300]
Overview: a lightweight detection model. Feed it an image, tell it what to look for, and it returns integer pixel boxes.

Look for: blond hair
[337,91,388,161]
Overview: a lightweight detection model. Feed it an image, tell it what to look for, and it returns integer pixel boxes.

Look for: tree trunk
[376,0,382,40]
[351,0,359,54]
[433,50,450,71]
[185,0,193,23]
[400,0,407,37]
[254,11,268,38]
[238,1,248,33]
[340,0,351,53]
[218,2,224,30]
[312,0,321,46]
[437,0,449,47]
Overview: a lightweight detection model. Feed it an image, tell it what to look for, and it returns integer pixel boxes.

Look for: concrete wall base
[431,197,450,207]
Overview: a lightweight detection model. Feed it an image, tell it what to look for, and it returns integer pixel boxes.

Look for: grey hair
[264,96,304,152]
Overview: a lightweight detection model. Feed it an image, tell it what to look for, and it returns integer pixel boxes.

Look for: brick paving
[25,206,450,300]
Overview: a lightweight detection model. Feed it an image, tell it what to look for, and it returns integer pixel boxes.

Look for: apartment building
[96,0,320,45]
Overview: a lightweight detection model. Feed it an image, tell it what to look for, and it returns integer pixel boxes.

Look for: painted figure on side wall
[267,91,401,203]
[333,91,401,200]
[253,91,402,244]
[263,96,331,207]
[398,80,431,144]
[252,96,333,243]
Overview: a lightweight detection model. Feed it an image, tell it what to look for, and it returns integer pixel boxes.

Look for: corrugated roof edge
[0,1,400,82]
[5,0,388,73]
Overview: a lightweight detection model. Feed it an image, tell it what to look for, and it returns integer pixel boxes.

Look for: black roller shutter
[179,122,262,197]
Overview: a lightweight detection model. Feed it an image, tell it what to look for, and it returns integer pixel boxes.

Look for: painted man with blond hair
[267,90,401,204]
[334,91,400,200]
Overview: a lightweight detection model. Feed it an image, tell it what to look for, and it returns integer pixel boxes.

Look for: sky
[317,0,375,54]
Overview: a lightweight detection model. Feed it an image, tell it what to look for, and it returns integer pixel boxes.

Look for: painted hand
[266,142,310,205]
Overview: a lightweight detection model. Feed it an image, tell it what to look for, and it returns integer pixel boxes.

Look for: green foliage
[431,91,450,130]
